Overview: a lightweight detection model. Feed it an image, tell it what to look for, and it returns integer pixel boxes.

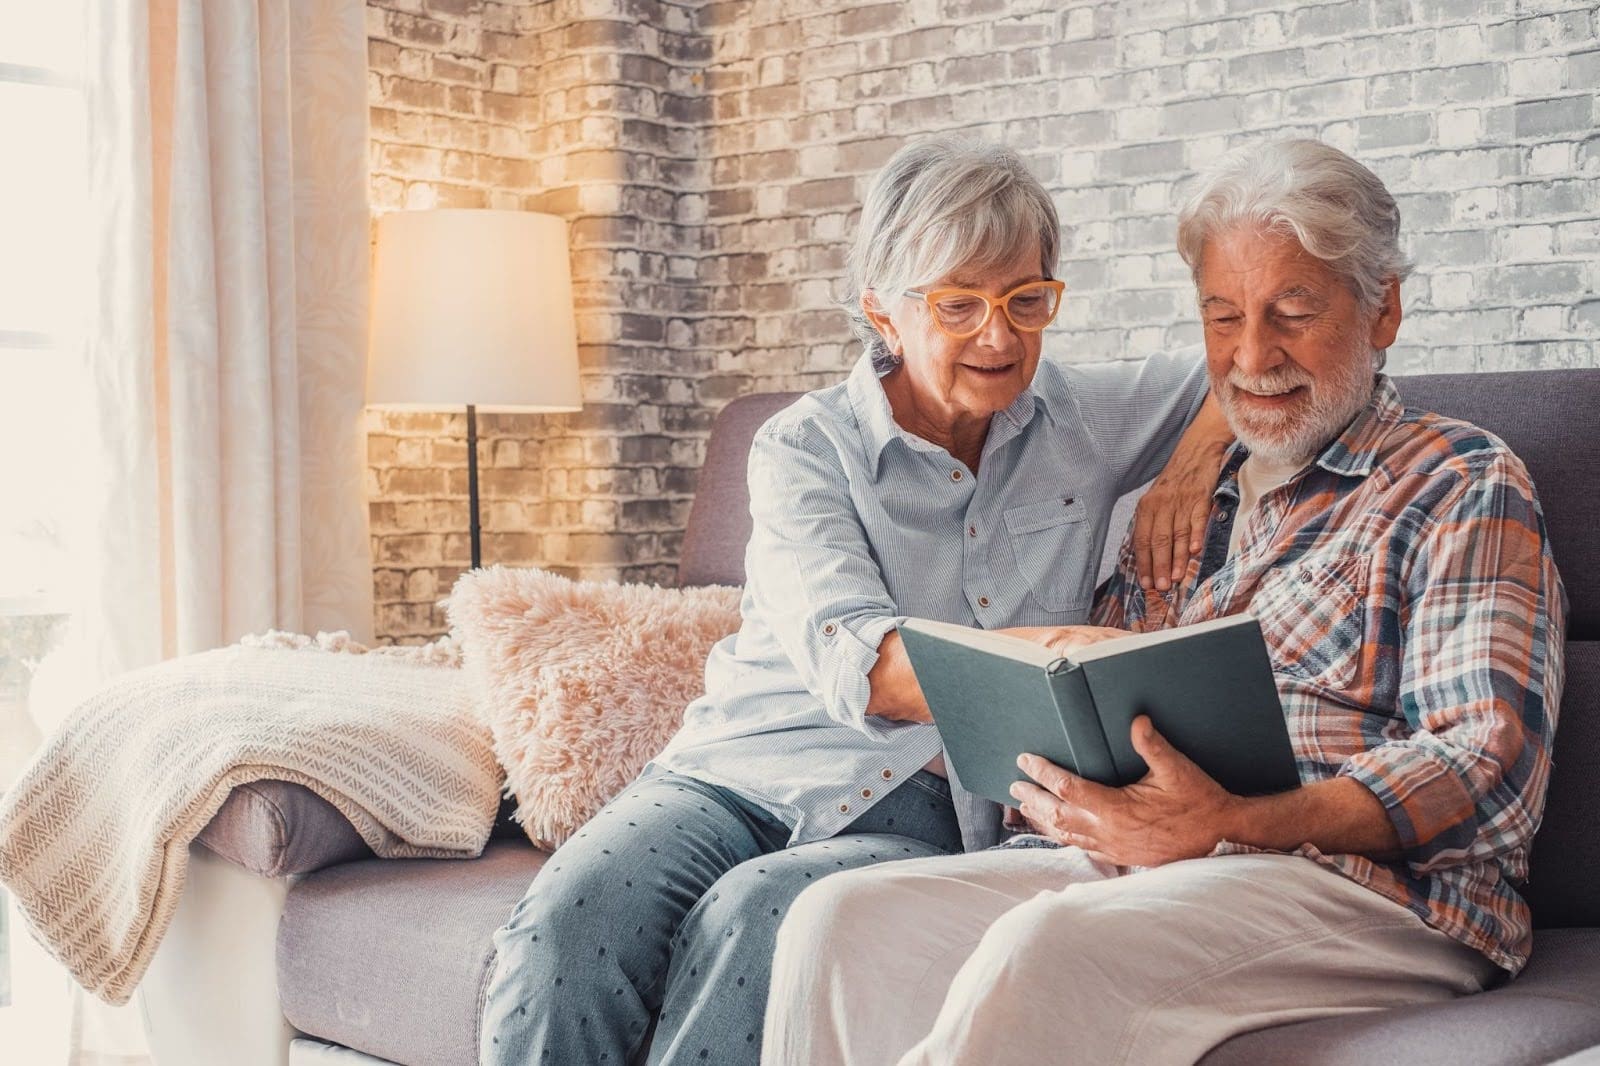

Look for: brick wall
[367,0,712,641]
[366,0,1600,643]
[701,0,1600,386]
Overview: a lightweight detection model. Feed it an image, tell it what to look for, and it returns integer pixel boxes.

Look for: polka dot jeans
[479,769,963,1066]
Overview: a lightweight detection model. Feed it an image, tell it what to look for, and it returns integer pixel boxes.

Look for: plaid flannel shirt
[1092,376,1567,974]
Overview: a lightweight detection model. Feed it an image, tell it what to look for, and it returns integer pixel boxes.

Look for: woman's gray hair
[844,137,1060,371]
[1175,139,1413,314]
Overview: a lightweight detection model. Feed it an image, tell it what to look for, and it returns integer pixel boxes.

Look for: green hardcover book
[898,614,1300,808]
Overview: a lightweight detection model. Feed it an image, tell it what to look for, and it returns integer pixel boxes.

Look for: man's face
[1197,227,1401,465]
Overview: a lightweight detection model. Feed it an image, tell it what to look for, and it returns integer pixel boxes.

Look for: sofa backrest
[677,367,1600,927]
[677,391,801,590]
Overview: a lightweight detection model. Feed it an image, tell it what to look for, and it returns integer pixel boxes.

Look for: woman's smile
[958,359,1020,376]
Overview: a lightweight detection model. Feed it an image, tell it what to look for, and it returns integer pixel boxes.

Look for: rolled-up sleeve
[1339,456,1565,878]
[1068,346,1211,495]
[743,424,907,741]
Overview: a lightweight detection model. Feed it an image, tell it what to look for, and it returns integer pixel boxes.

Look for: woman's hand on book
[1009,624,1128,658]
[1036,624,1126,656]
[1009,715,1243,867]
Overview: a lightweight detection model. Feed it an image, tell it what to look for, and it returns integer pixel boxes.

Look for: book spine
[1045,665,1118,786]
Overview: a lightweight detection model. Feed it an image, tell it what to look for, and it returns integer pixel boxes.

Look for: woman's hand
[1007,625,1129,658]
[1133,392,1231,592]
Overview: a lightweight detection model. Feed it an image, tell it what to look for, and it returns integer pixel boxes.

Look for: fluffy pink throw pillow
[445,566,743,849]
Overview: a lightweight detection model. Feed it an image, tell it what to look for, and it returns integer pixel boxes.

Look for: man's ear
[861,290,902,357]
[1368,277,1402,351]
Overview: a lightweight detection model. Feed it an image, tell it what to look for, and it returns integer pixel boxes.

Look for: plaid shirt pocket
[1251,553,1371,689]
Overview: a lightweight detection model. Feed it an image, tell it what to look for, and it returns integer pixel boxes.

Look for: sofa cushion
[1199,927,1600,1066]
[277,841,546,1066]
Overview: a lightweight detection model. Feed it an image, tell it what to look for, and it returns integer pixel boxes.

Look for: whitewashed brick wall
[366,0,1600,642]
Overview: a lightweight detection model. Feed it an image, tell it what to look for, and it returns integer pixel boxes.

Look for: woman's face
[868,241,1047,427]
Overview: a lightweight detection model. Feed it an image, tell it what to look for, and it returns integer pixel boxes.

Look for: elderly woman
[478,137,1231,1066]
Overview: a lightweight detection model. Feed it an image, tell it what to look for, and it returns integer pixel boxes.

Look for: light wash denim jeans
[480,768,962,1066]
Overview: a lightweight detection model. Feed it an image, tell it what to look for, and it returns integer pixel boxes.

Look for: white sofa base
[139,844,298,1066]
[291,1038,399,1064]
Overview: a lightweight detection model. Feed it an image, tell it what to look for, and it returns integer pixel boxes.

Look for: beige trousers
[761,848,1498,1066]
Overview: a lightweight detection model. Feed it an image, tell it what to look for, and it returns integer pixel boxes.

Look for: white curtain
[64,0,373,1058]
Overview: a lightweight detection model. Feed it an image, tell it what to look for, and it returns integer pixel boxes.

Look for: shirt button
[1299,570,1314,583]
[861,788,873,799]
[1219,510,1231,522]
[838,803,851,814]
[881,768,894,780]
[822,622,837,635]
[978,595,991,608]
[968,525,977,537]
[951,469,963,482]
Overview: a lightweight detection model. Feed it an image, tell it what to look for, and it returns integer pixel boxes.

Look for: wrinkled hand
[1132,445,1224,593]
[1008,716,1241,867]
[1007,625,1129,659]
[1043,625,1127,657]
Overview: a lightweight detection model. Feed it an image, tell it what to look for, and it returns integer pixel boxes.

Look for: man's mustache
[1223,366,1316,394]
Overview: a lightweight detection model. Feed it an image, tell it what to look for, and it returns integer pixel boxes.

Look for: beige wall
[365,0,1600,642]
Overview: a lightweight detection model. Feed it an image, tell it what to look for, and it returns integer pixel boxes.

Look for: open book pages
[898,614,1257,668]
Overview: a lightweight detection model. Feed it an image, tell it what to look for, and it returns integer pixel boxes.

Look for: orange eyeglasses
[902,279,1066,339]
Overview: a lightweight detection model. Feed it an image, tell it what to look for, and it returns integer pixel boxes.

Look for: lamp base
[467,403,482,569]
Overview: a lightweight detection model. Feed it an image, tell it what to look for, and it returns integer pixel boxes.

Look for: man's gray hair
[844,137,1060,369]
[1175,139,1413,313]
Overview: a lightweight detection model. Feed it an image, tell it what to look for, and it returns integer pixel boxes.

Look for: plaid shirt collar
[1216,374,1404,494]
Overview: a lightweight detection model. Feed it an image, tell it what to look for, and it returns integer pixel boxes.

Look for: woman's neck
[882,371,989,472]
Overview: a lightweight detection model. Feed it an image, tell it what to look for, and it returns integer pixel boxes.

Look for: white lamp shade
[367,209,582,412]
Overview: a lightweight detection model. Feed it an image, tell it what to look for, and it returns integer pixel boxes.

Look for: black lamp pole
[466,403,482,569]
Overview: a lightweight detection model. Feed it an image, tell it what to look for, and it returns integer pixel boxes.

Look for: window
[0,1,87,1040]
[0,1,89,605]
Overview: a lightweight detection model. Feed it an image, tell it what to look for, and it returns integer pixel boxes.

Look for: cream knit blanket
[0,632,503,1005]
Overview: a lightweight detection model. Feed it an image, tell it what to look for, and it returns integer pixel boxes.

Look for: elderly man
[761,139,1567,1066]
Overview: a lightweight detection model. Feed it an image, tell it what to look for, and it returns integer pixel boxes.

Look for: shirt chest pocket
[1248,554,1369,689]
[1003,496,1093,613]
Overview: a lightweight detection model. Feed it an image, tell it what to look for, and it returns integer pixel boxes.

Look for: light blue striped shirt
[654,348,1210,844]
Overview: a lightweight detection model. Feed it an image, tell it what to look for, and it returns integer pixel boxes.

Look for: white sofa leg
[138,844,297,1066]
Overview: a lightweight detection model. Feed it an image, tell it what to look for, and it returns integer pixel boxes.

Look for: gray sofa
[143,369,1600,1066]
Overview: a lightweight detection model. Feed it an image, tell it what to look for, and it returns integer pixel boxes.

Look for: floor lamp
[366,209,582,568]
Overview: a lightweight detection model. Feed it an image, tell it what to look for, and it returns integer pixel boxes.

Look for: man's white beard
[1215,344,1377,467]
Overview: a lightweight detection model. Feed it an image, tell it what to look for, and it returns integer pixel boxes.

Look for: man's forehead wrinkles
[1273,285,1321,301]
[1200,280,1326,305]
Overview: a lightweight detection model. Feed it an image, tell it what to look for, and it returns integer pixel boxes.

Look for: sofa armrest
[197,780,527,878]
[196,781,374,877]
[139,844,298,1066]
